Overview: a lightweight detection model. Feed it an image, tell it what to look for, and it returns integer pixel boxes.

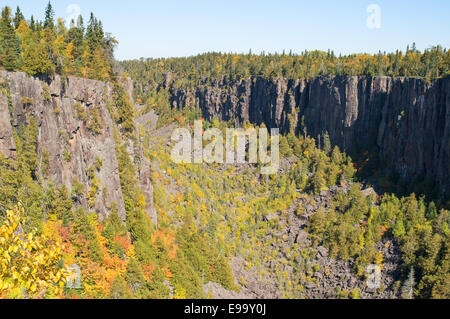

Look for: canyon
[165,75,450,199]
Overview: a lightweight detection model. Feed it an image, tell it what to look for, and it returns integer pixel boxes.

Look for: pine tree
[16,119,39,178]
[279,135,293,158]
[323,131,331,154]
[125,258,147,295]
[86,13,103,53]
[30,15,35,31]
[426,201,438,220]
[44,1,54,29]
[13,6,24,29]
[67,15,85,62]
[109,276,132,299]
[0,6,19,71]
[401,267,415,299]
[311,162,327,195]
[113,81,135,135]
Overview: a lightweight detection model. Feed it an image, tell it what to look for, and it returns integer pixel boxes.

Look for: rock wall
[0,71,127,220]
[167,75,450,198]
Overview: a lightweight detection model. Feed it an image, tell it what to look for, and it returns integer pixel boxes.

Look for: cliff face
[0,71,130,221]
[168,75,450,198]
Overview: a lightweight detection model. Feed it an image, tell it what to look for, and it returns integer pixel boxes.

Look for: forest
[121,44,450,93]
[0,3,449,299]
[0,3,115,81]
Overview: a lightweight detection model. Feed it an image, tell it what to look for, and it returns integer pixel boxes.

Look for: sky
[2,0,450,60]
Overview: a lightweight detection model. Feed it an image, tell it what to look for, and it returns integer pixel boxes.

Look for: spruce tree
[401,267,415,299]
[13,6,24,29]
[30,15,36,31]
[67,15,85,60]
[426,201,438,220]
[323,131,331,154]
[44,1,54,29]
[125,258,147,295]
[86,13,104,53]
[109,276,132,299]
[0,6,19,71]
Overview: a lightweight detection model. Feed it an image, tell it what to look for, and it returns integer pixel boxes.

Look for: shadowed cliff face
[0,71,127,220]
[168,75,450,198]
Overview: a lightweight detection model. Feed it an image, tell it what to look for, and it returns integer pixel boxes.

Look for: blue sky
[2,0,450,60]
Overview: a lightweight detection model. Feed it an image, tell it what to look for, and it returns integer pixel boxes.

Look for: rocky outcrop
[0,91,16,160]
[167,75,450,198]
[0,71,129,220]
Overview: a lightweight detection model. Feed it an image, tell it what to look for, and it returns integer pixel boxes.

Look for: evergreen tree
[13,6,24,29]
[109,276,132,299]
[113,81,135,135]
[401,267,416,299]
[323,131,331,154]
[426,201,438,220]
[0,6,19,71]
[44,1,54,29]
[311,162,327,194]
[125,258,147,296]
[279,135,293,158]
[29,15,35,31]
[67,15,85,61]
[86,13,103,53]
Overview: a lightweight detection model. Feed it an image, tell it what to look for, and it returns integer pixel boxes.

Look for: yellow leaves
[29,283,37,293]
[0,261,7,272]
[0,280,11,291]
[0,206,69,299]
[358,231,365,250]
[375,251,384,270]
[53,35,66,54]
[173,284,187,299]
[2,251,11,263]
[137,193,147,209]
[66,42,74,59]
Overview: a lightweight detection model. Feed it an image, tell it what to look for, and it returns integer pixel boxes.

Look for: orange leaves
[174,115,185,125]
[77,244,127,298]
[58,226,71,243]
[113,234,132,253]
[151,229,178,261]
[141,263,156,282]
[163,267,173,280]
[168,245,178,261]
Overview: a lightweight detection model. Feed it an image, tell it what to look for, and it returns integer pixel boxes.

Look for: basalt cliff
[1,71,448,224]
[0,71,156,223]
[166,75,450,199]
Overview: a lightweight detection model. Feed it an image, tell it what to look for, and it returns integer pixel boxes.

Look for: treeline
[0,3,115,81]
[122,45,450,91]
